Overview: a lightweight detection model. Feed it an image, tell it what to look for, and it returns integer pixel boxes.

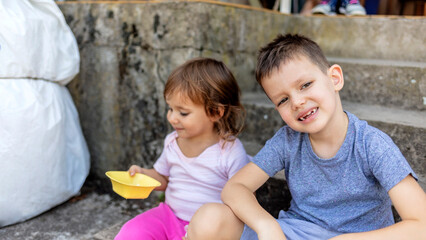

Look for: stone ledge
[58,1,426,62]
[330,59,426,111]
[245,59,426,111]
[242,92,426,129]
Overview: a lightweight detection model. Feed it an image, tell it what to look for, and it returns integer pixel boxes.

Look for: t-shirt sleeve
[153,149,169,177]
[153,133,175,177]
[368,131,417,192]
[252,128,287,177]
[225,140,250,179]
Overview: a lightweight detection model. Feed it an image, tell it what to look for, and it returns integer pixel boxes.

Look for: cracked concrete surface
[0,186,161,240]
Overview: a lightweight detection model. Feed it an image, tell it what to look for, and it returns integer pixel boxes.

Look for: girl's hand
[127,167,168,191]
[128,165,145,176]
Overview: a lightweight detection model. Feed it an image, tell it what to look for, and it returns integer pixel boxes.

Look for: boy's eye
[301,82,312,89]
[180,112,189,116]
[277,97,288,107]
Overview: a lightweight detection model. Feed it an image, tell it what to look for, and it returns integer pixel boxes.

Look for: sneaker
[339,0,366,15]
[312,1,336,16]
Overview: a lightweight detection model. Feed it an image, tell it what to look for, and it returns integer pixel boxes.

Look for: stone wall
[58,1,425,191]
[59,1,278,188]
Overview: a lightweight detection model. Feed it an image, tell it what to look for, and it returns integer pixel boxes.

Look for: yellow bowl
[105,171,161,199]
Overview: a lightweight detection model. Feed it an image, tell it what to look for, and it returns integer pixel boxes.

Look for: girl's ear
[328,64,344,91]
[210,106,225,122]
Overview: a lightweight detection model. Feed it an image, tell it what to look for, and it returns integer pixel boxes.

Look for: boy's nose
[291,95,306,110]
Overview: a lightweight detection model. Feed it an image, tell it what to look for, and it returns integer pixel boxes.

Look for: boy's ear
[328,64,344,91]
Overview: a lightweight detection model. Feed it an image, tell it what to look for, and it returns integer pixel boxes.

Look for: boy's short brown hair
[256,34,330,86]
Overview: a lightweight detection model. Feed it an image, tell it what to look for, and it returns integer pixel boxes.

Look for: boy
[186,34,426,240]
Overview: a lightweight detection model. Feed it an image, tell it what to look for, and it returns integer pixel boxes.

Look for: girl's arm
[221,162,287,240]
[128,165,169,191]
[330,175,426,240]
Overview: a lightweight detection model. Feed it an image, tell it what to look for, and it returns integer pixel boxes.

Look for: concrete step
[0,186,161,240]
[57,2,426,63]
[249,58,426,111]
[329,57,426,111]
[240,92,426,191]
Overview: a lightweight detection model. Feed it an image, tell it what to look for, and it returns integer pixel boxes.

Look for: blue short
[240,211,340,240]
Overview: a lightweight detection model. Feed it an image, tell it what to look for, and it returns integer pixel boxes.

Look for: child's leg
[312,0,338,15]
[325,0,338,8]
[186,203,245,240]
[238,210,340,240]
[115,202,188,240]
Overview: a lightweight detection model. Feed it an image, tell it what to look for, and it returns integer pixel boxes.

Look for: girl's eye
[180,112,189,116]
[277,97,288,107]
[301,82,312,89]
[167,107,173,112]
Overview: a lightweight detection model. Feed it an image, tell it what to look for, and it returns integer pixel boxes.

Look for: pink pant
[115,202,189,240]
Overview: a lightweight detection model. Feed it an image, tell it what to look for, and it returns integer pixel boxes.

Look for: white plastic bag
[0,0,90,227]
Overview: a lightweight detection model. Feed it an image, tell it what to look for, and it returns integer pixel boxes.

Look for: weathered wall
[58,1,426,190]
[59,1,279,188]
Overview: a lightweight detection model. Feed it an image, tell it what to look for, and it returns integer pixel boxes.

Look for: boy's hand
[257,223,287,240]
[128,165,145,176]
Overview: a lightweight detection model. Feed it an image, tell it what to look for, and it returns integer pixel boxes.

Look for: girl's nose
[167,111,178,124]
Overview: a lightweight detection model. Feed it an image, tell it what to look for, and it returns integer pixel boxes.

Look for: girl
[115,58,250,240]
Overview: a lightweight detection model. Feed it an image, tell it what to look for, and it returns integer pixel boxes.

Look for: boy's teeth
[299,108,317,121]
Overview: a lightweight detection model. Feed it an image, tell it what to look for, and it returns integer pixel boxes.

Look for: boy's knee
[189,203,225,234]
[187,203,242,240]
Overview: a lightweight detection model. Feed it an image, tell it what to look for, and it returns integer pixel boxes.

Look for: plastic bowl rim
[105,171,161,187]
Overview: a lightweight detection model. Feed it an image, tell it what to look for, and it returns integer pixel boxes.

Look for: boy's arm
[221,162,287,240]
[330,175,426,240]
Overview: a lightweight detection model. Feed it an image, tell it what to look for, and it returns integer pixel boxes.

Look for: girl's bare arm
[128,165,169,191]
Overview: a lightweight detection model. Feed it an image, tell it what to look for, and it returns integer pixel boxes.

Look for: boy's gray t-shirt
[252,111,416,233]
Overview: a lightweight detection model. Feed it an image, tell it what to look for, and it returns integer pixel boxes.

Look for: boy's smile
[262,55,343,137]
[297,107,318,122]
